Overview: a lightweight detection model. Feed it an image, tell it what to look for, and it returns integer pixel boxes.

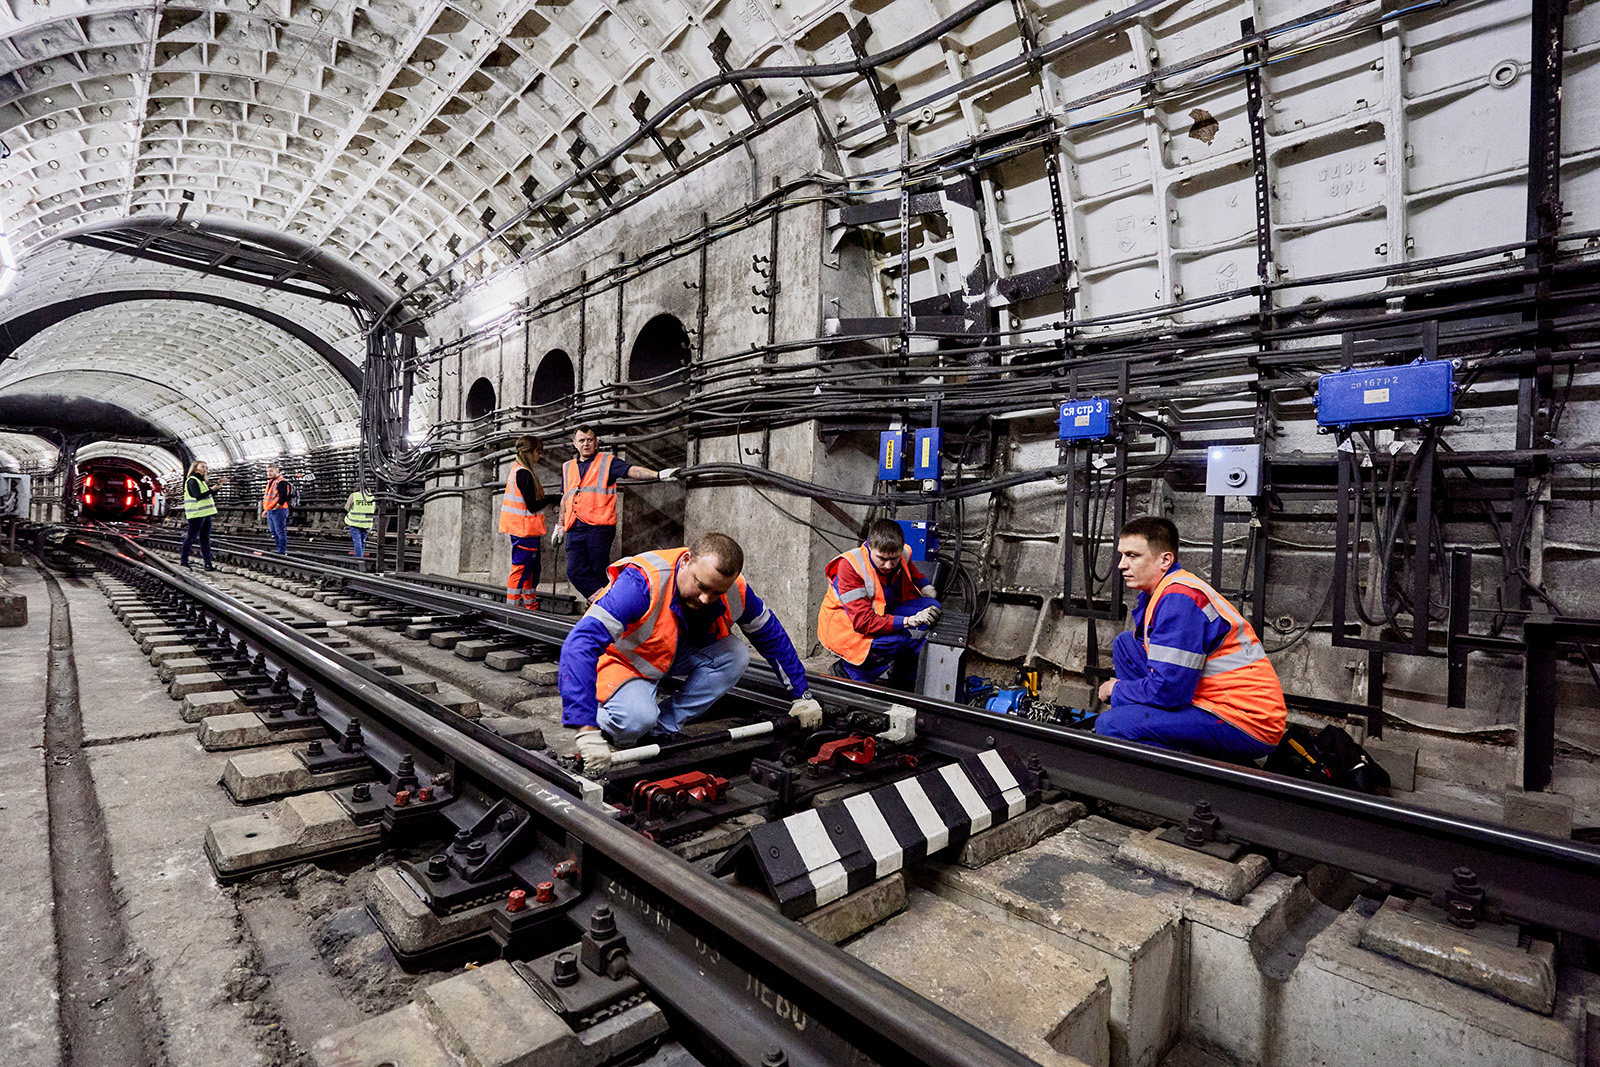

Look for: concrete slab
[432,686,481,718]
[1366,737,1419,792]
[181,688,250,722]
[0,567,60,1067]
[158,655,211,682]
[480,713,547,748]
[393,673,440,695]
[311,1000,457,1067]
[484,649,533,671]
[799,872,907,944]
[1115,829,1272,904]
[198,711,324,750]
[221,745,375,802]
[958,798,1085,868]
[428,630,468,649]
[919,816,1188,1067]
[1502,789,1576,839]
[1359,895,1557,1014]
[521,660,560,686]
[170,670,233,699]
[453,638,499,660]
[404,623,449,639]
[369,660,405,676]
[368,865,501,957]
[205,790,382,877]
[846,888,1110,1067]
[150,643,201,666]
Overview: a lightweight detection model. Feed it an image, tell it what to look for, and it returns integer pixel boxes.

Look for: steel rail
[115,532,1600,939]
[74,533,1036,1067]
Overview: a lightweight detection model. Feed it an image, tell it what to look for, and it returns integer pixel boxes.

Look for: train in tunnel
[77,458,164,523]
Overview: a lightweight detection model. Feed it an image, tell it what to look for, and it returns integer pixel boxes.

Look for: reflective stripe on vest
[816,545,917,665]
[561,453,617,528]
[498,463,548,538]
[592,547,747,704]
[1142,570,1287,745]
[262,475,288,511]
[184,477,217,520]
[346,491,376,529]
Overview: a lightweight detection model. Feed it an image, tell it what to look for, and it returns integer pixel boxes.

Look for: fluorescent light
[469,301,516,327]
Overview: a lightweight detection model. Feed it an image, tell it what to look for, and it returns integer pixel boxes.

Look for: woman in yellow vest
[499,435,554,610]
[180,459,225,570]
[344,480,376,558]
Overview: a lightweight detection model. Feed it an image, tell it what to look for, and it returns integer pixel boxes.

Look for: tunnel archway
[529,349,576,408]
[465,377,497,420]
[627,314,693,384]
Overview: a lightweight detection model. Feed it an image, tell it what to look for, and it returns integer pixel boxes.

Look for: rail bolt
[535,881,555,904]
[552,951,580,987]
[426,855,449,880]
[506,889,527,913]
[589,906,617,940]
[762,1050,788,1067]
[394,789,411,806]
[452,829,473,851]
[463,840,487,861]
[417,786,434,802]
[306,740,324,756]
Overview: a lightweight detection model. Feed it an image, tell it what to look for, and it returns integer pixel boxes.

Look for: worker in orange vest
[817,519,942,689]
[549,424,677,600]
[262,463,291,554]
[498,435,555,610]
[557,531,820,774]
[1094,516,1287,762]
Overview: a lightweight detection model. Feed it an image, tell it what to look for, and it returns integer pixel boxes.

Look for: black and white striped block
[718,748,1039,917]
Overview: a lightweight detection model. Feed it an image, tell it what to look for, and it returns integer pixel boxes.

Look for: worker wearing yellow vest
[344,480,377,558]
[180,459,224,570]
[550,424,677,600]
[557,532,821,774]
[1095,516,1287,762]
[262,463,291,554]
[817,519,942,689]
[498,435,555,610]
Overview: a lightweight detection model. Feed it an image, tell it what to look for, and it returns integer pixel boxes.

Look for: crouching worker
[559,532,822,774]
[1094,516,1286,762]
[499,435,553,610]
[818,519,942,689]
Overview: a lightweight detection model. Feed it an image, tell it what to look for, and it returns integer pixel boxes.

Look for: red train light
[125,494,134,506]
[84,492,94,506]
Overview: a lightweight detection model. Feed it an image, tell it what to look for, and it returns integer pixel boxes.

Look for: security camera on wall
[0,473,30,518]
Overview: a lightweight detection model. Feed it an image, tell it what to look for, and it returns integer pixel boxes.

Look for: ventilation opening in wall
[628,314,692,385]
[530,349,576,408]
[465,377,496,420]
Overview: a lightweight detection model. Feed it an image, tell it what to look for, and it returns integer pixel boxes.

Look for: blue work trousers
[597,634,751,745]
[833,596,941,689]
[1094,630,1275,763]
[349,524,367,558]
[565,522,615,600]
[266,508,289,554]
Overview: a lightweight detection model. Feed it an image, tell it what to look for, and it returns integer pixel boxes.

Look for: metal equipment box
[878,431,904,480]
[1205,443,1263,496]
[1058,397,1112,440]
[1316,359,1455,430]
[913,428,942,480]
[895,519,934,561]
[0,473,29,519]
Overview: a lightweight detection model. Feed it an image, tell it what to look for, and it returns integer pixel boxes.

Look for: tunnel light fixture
[469,301,517,328]
[0,229,17,297]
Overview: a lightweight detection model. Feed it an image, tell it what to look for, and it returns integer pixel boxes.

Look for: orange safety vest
[497,462,548,538]
[817,545,922,665]
[561,453,618,528]
[262,475,288,512]
[1142,569,1287,746]
[591,547,753,704]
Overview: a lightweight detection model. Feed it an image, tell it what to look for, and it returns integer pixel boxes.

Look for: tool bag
[1264,723,1391,794]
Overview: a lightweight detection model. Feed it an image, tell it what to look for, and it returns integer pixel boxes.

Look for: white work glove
[904,605,942,629]
[575,730,612,774]
[788,696,824,730]
[550,525,565,546]
[656,467,679,481]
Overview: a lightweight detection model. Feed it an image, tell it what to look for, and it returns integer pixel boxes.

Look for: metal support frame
[1521,617,1597,792]
[1060,365,1129,633]
[846,18,902,138]
[708,29,767,123]
[1241,17,1273,329]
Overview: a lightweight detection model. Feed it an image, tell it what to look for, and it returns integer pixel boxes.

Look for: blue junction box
[913,428,942,480]
[1316,359,1455,430]
[895,520,934,561]
[1058,397,1112,440]
[878,431,904,481]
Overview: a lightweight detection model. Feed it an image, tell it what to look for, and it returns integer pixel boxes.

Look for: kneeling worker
[1094,516,1286,762]
[559,532,822,773]
[817,519,942,688]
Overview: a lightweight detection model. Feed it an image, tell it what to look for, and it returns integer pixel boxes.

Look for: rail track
[51,526,1600,1066]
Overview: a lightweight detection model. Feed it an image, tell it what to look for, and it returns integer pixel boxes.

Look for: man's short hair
[572,424,596,437]
[1121,516,1179,556]
[690,532,743,576]
[865,518,905,555]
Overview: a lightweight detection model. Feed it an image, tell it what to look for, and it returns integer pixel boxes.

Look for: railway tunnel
[1,0,1598,1065]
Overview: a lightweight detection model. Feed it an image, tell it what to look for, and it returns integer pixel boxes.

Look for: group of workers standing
[179,459,378,569]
